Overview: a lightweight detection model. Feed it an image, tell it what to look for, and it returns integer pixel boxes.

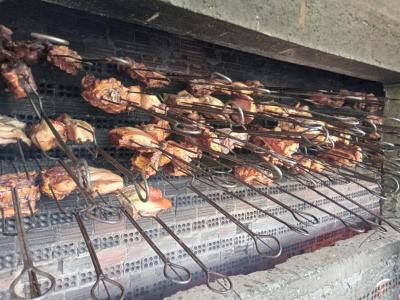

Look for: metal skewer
[74,210,125,300]
[117,190,192,285]
[9,188,55,300]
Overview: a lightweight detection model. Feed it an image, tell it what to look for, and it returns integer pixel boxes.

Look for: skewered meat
[0,62,37,99]
[292,154,324,173]
[316,143,362,168]
[310,93,344,108]
[0,114,31,146]
[339,90,381,113]
[89,166,124,196]
[165,90,200,114]
[109,127,159,152]
[131,149,171,178]
[216,128,248,154]
[117,185,172,218]
[366,114,384,126]
[41,165,77,200]
[245,80,264,96]
[140,118,170,142]
[188,78,231,97]
[0,171,39,218]
[81,74,141,114]
[198,95,225,120]
[47,45,82,75]
[116,57,170,88]
[164,141,201,176]
[58,114,95,144]
[139,94,166,115]
[251,125,299,164]
[31,119,67,152]
[230,94,256,124]
[185,127,222,154]
[234,166,273,185]
[0,25,14,61]
[81,74,129,114]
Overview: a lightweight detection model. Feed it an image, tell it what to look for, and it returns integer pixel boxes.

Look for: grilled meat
[0,171,39,218]
[316,143,362,168]
[89,166,124,196]
[117,57,170,88]
[1,61,37,99]
[47,45,82,75]
[230,95,256,124]
[164,141,201,176]
[291,154,324,173]
[131,150,171,178]
[234,166,273,185]
[310,93,344,108]
[31,119,67,152]
[198,95,225,120]
[339,89,381,113]
[251,125,299,164]
[185,128,222,155]
[109,127,159,152]
[140,118,170,142]
[216,128,248,154]
[58,114,95,144]
[188,78,231,97]
[366,114,384,126]
[165,90,200,114]
[117,185,172,218]
[0,114,31,146]
[139,94,166,115]
[41,165,77,200]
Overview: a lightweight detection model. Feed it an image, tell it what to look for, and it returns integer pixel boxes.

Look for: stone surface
[43,0,400,83]
[167,225,400,299]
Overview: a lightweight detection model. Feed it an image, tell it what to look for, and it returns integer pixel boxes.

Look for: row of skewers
[1,23,399,299]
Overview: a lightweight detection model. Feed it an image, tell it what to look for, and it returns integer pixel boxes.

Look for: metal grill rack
[0,2,390,300]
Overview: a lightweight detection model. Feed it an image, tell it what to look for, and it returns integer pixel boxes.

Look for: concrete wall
[43,0,400,83]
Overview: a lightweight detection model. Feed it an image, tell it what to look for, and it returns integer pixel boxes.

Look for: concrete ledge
[43,0,400,83]
[166,225,400,299]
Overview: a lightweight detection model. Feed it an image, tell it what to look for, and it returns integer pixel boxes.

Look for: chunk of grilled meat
[41,165,77,200]
[42,165,123,199]
[310,93,344,108]
[0,171,39,218]
[139,94,166,115]
[47,45,82,75]
[339,89,381,113]
[140,118,170,143]
[230,95,256,124]
[58,114,95,144]
[198,95,225,121]
[0,61,37,99]
[165,141,202,176]
[291,154,324,173]
[117,57,170,88]
[89,167,124,196]
[234,166,273,185]
[117,185,172,218]
[365,114,384,126]
[316,143,362,168]
[81,74,141,114]
[216,128,248,155]
[0,25,14,62]
[0,114,31,146]
[109,127,159,152]
[187,78,231,97]
[185,127,222,155]
[251,125,299,165]
[31,119,67,152]
[165,90,200,114]
[131,149,171,178]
